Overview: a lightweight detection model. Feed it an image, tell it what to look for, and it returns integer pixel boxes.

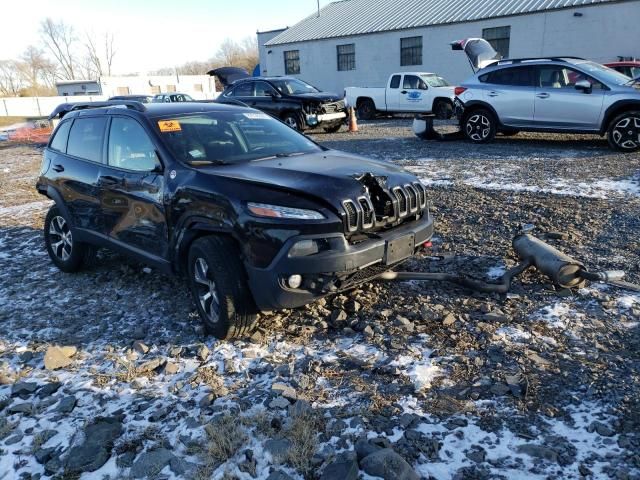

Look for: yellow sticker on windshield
[158,120,181,132]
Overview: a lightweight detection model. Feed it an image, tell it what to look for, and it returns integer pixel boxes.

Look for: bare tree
[0,60,23,96]
[104,32,116,76]
[84,34,103,77]
[40,18,77,80]
[18,45,56,90]
[84,32,117,77]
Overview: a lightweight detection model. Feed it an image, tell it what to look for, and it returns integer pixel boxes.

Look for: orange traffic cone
[348,106,358,133]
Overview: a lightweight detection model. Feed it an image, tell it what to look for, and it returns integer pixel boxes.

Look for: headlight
[247,202,325,220]
[288,238,331,257]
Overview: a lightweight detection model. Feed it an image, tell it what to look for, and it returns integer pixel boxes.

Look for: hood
[202,150,418,212]
[451,38,501,71]
[207,67,250,87]
[289,92,343,102]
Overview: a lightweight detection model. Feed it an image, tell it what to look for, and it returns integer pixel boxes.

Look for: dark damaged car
[210,67,348,132]
[37,101,434,339]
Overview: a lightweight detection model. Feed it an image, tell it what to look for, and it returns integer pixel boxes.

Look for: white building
[56,80,101,96]
[259,0,640,93]
[99,75,217,100]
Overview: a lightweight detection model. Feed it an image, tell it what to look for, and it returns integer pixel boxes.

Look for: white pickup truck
[345,72,456,120]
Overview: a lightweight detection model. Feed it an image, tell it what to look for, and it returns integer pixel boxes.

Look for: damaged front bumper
[245,213,434,310]
[305,111,347,127]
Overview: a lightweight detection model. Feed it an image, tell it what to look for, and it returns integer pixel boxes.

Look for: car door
[534,66,606,130]
[250,81,281,116]
[228,81,254,105]
[53,115,108,232]
[478,66,535,127]
[99,116,169,259]
[385,74,402,110]
[397,74,429,112]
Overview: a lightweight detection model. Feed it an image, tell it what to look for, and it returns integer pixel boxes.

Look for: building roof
[266,0,623,46]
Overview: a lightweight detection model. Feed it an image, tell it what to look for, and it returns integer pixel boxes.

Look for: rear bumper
[245,212,434,310]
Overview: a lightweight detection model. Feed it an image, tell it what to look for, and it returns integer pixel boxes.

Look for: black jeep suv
[211,67,347,133]
[37,101,433,339]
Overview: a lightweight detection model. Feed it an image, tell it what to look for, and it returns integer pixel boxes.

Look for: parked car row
[451,38,640,152]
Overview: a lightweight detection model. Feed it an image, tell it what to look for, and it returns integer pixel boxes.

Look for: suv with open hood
[37,101,433,339]
[451,38,640,152]
[210,67,347,133]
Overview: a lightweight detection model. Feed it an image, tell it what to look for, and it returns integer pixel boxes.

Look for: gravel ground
[0,121,639,480]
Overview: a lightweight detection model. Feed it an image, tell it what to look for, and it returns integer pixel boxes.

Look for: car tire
[433,100,453,120]
[607,110,640,152]
[187,235,258,339]
[357,99,376,120]
[463,108,497,143]
[323,123,342,133]
[44,205,95,273]
[282,112,302,131]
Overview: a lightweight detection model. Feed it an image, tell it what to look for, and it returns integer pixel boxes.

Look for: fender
[460,100,503,127]
[600,100,640,134]
[44,186,72,221]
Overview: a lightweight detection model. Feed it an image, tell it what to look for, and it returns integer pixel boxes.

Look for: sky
[1,0,327,74]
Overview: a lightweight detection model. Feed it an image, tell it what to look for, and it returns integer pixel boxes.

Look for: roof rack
[48,100,146,120]
[493,56,585,66]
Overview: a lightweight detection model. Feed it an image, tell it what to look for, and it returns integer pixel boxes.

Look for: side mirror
[420,82,429,90]
[575,79,592,93]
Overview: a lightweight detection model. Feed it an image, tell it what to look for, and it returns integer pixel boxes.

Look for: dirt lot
[1,121,639,480]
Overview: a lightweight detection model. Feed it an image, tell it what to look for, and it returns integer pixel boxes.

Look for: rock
[588,421,615,437]
[138,357,166,373]
[5,433,24,445]
[516,444,558,463]
[44,457,62,476]
[272,383,297,400]
[331,309,348,323]
[345,300,361,313]
[466,446,487,463]
[35,447,56,464]
[289,399,312,417]
[38,382,61,398]
[56,396,77,414]
[321,451,359,480]
[8,402,32,414]
[65,417,123,473]
[265,438,292,459]
[527,352,551,367]
[132,341,150,355]
[130,448,175,478]
[199,393,216,408]
[355,438,384,461]
[44,346,75,370]
[12,381,38,397]
[196,344,210,362]
[360,448,420,480]
[363,325,375,337]
[442,313,456,326]
[169,346,183,357]
[116,451,136,468]
[164,362,179,375]
[269,396,290,409]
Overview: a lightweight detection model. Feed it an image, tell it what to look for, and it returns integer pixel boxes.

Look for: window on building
[284,50,300,75]
[67,117,107,163]
[166,84,176,92]
[337,44,356,71]
[116,86,130,95]
[400,36,422,66]
[482,26,511,58]
[193,84,203,92]
[151,85,161,94]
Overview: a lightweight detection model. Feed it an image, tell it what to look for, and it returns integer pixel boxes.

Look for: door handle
[536,93,550,99]
[401,90,408,94]
[487,91,499,97]
[98,175,122,186]
[52,164,65,172]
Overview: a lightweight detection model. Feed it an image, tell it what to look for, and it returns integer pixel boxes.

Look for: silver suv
[452,38,640,152]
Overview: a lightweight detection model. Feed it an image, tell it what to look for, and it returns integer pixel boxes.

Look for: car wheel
[44,205,95,273]
[187,235,258,339]
[323,123,342,133]
[282,112,302,130]
[433,100,453,120]
[607,111,640,152]
[464,109,497,143]
[357,99,376,120]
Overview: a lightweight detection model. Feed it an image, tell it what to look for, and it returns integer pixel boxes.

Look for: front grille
[393,187,408,216]
[414,182,426,208]
[340,262,391,288]
[358,196,374,228]
[405,184,418,213]
[321,100,345,113]
[343,200,358,231]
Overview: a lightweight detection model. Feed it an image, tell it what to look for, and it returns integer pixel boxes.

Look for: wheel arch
[601,100,640,134]
[44,186,73,223]
[461,100,501,126]
[173,216,236,275]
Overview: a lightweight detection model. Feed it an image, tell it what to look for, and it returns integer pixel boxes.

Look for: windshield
[577,61,633,86]
[421,74,451,87]
[270,78,320,95]
[155,110,322,165]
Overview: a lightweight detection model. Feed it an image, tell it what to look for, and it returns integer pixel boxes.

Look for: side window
[255,81,276,97]
[67,117,107,163]
[403,75,421,89]
[233,82,254,97]
[49,120,72,152]
[108,117,159,171]
[484,67,534,86]
[389,75,401,89]
[538,66,603,90]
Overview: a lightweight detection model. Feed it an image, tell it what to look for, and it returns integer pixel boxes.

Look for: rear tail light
[454,87,467,96]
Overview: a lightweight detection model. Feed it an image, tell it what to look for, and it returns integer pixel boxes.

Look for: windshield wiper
[252,152,308,162]
[186,159,228,166]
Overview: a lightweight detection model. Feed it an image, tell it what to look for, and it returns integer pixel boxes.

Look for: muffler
[512,233,587,289]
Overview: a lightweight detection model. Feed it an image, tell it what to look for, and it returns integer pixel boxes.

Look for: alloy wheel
[193,257,220,323]
[612,116,640,150]
[49,216,73,261]
[466,114,491,141]
[284,117,298,129]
